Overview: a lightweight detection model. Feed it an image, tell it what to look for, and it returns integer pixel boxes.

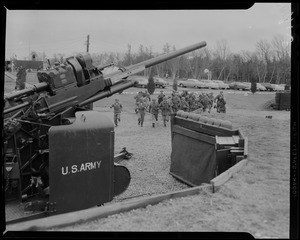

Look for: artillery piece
[3,41,207,223]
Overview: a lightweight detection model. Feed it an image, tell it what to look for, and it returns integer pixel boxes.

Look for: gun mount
[3,41,207,223]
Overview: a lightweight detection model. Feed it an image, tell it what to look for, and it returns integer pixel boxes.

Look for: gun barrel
[78,80,136,107]
[4,101,31,115]
[5,82,49,101]
[80,41,207,106]
[131,41,207,69]
[103,41,207,84]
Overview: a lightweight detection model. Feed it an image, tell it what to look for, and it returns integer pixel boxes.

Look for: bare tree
[134,44,155,76]
[255,39,273,83]
[83,37,291,85]
[162,43,171,77]
[214,39,231,60]
[212,39,231,80]
[122,44,133,66]
[176,55,190,79]
[228,53,243,81]
[271,34,291,84]
[155,59,164,78]
[256,40,272,62]
[169,46,180,79]
[271,34,290,60]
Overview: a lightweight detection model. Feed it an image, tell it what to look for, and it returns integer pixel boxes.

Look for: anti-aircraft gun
[3,41,207,223]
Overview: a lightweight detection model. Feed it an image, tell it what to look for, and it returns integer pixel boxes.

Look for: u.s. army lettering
[62,160,102,175]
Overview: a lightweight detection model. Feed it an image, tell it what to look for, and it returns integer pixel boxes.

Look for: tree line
[30,34,292,85]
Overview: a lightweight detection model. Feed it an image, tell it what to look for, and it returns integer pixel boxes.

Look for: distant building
[14,60,43,71]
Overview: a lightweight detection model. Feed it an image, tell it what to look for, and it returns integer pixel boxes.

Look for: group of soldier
[133,89,226,127]
[110,89,226,128]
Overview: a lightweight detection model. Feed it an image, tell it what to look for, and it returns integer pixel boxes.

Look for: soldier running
[159,97,173,127]
[207,92,214,113]
[149,99,160,127]
[143,90,151,101]
[134,91,143,113]
[214,91,226,113]
[110,98,123,127]
[137,98,147,127]
[157,90,165,104]
[142,90,151,112]
[199,93,210,112]
[171,91,181,113]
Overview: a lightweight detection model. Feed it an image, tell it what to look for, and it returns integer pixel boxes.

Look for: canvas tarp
[170,127,217,186]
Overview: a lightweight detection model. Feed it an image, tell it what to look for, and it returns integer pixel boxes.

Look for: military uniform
[181,90,189,99]
[159,98,173,127]
[143,90,151,101]
[157,91,165,104]
[190,96,203,112]
[180,97,189,112]
[186,93,196,111]
[134,92,143,113]
[110,99,122,127]
[171,93,181,113]
[207,93,214,113]
[217,97,226,113]
[149,99,160,127]
[199,93,210,112]
[214,92,226,113]
[167,97,174,111]
[137,99,147,127]
[143,91,151,112]
[144,97,151,112]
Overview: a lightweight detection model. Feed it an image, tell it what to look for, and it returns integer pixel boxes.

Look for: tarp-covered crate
[170,111,247,187]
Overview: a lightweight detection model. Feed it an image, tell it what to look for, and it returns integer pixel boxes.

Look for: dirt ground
[4,73,291,237]
[59,90,289,238]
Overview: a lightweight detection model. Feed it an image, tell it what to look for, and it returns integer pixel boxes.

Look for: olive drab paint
[49,111,115,214]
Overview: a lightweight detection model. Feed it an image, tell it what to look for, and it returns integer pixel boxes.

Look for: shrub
[147,76,155,94]
[251,81,257,94]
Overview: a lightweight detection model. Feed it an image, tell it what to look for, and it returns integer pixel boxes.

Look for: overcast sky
[5,3,292,60]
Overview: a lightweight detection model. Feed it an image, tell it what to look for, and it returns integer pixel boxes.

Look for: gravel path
[94,106,189,204]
